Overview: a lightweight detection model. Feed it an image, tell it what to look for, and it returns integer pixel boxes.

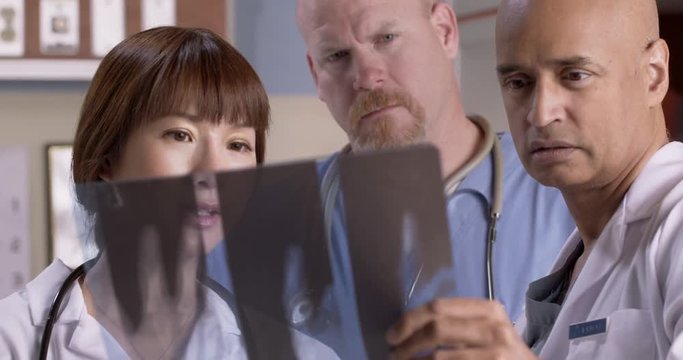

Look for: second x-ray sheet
[337,145,455,358]
[71,145,453,359]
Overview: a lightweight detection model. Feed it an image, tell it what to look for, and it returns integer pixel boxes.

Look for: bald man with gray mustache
[386,0,683,359]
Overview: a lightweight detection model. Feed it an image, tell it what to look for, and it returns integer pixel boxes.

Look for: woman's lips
[190,204,221,228]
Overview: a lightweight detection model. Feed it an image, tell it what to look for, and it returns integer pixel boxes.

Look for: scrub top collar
[455,132,516,206]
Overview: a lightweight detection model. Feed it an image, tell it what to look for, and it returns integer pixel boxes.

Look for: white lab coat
[516,141,683,360]
[0,259,339,359]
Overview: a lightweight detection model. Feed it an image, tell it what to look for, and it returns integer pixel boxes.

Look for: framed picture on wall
[45,143,95,267]
[0,146,31,298]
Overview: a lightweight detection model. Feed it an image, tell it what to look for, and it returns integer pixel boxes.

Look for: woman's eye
[174,132,188,142]
[228,141,253,152]
[165,130,192,142]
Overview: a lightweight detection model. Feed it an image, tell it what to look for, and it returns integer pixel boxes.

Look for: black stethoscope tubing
[39,257,97,360]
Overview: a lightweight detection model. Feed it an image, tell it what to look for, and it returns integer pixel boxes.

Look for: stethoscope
[447,115,503,301]
[319,115,503,303]
[39,256,99,360]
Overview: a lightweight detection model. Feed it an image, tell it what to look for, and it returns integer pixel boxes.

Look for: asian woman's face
[103,111,258,251]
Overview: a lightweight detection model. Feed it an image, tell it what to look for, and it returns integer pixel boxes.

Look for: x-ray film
[338,145,455,358]
[52,145,453,359]
[215,161,335,359]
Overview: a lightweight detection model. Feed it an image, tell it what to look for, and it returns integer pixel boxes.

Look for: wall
[0,86,85,275]
[1,0,504,276]
[455,0,508,132]
[0,89,345,276]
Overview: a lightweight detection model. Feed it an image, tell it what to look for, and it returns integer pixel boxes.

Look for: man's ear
[646,38,670,107]
[430,2,459,59]
[306,53,325,101]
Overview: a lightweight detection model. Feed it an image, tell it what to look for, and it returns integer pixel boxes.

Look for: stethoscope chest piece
[288,291,315,327]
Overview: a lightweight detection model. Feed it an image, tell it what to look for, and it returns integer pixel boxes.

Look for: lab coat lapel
[538,203,628,359]
[26,260,77,326]
[623,143,683,223]
[567,207,627,306]
[25,260,123,358]
[538,143,683,359]
[68,313,128,358]
[61,273,128,357]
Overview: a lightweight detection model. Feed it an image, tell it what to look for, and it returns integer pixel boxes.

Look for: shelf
[0,59,100,81]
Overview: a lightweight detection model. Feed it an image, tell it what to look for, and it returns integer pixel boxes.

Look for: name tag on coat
[568,318,608,340]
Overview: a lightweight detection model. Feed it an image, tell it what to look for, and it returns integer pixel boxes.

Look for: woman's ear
[98,157,114,182]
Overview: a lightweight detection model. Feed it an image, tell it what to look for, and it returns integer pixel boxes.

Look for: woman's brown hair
[72,26,270,184]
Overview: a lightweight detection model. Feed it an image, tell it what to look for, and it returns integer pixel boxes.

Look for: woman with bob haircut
[0,27,338,359]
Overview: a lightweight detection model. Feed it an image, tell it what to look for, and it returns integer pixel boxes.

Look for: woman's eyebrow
[167,112,202,122]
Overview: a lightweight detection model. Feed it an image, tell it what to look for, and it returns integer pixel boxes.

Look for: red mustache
[348,89,422,127]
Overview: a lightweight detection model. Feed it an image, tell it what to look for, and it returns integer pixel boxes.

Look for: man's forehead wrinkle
[296,0,340,39]
[308,4,401,50]
[497,0,660,43]
[496,0,663,76]
[497,55,603,75]
[299,0,418,30]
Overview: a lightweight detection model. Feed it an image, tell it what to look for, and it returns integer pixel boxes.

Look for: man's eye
[504,77,531,90]
[326,50,349,63]
[564,71,591,82]
[379,33,396,43]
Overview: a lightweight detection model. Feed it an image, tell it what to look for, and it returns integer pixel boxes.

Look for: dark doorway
[659,2,683,140]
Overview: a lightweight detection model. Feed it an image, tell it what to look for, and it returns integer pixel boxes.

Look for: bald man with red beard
[295,1,575,355]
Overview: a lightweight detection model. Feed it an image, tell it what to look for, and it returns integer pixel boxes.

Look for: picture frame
[45,143,93,267]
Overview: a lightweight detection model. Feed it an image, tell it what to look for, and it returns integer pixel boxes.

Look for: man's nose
[527,79,564,128]
[352,51,386,91]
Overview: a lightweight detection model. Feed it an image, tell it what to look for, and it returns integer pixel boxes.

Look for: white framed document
[141,0,175,30]
[46,144,97,269]
[40,0,79,55]
[0,147,30,298]
[0,0,24,57]
[90,0,125,57]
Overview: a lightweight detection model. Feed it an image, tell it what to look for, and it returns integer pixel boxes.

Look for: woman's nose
[193,142,228,173]
[191,144,225,188]
[193,171,217,189]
